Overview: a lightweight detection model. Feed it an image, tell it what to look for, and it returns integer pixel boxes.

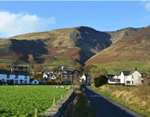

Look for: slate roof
[0,70,30,76]
[122,71,135,76]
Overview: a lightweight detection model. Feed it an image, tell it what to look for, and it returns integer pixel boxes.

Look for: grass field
[93,60,150,74]
[0,85,71,117]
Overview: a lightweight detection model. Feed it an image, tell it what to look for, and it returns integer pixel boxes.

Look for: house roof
[122,71,135,76]
[0,70,30,75]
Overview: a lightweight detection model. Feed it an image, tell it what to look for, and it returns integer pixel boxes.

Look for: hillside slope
[85,25,150,73]
[0,26,144,66]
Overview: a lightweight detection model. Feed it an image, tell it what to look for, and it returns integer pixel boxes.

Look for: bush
[0,80,2,85]
[8,80,14,85]
[94,75,108,87]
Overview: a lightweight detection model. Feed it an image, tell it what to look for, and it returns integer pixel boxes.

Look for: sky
[0,1,150,38]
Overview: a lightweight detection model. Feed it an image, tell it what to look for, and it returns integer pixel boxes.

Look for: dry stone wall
[42,90,76,117]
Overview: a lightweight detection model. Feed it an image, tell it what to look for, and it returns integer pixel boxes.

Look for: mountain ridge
[0,26,145,66]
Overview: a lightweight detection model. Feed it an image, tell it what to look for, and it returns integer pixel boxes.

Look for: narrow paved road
[83,86,146,117]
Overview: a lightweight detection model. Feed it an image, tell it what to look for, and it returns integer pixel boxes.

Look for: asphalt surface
[83,86,146,117]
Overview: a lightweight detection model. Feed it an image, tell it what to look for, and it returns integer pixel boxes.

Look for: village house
[80,73,90,84]
[30,79,39,84]
[43,72,57,80]
[61,66,80,84]
[0,66,39,85]
[106,68,144,86]
[0,69,30,84]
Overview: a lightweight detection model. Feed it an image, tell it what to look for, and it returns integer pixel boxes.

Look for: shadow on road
[84,86,145,117]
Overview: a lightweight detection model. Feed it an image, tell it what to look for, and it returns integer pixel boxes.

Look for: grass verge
[91,84,150,117]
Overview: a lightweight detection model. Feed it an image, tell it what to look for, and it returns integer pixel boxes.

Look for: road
[83,86,146,117]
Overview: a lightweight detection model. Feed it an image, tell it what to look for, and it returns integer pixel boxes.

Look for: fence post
[61,94,63,99]
[35,107,38,117]
[53,97,55,106]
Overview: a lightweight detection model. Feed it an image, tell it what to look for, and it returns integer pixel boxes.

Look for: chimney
[11,68,13,73]
[134,67,137,71]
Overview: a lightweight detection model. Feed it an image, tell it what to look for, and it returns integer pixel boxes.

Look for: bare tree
[28,54,34,69]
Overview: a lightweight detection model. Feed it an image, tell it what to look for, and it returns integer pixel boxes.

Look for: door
[20,80,23,84]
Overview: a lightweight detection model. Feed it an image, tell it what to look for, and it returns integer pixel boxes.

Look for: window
[34,81,37,84]
[64,75,67,79]
[74,75,77,79]
[24,80,27,84]
[132,75,134,78]
[15,75,18,79]
[127,81,130,84]
[24,75,28,79]
[132,81,134,84]
[2,79,5,83]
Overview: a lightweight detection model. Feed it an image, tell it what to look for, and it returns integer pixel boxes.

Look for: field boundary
[42,89,76,117]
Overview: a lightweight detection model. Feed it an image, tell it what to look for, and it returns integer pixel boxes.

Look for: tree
[28,54,35,69]
[31,64,44,82]
[94,75,108,87]
[0,63,7,70]
[75,65,84,73]
[89,67,101,83]
[84,65,96,74]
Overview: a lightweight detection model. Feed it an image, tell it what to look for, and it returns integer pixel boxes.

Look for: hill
[85,25,150,73]
[0,26,144,66]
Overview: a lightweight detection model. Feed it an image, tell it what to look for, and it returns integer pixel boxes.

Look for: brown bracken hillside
[0,26,144,65]
[85,25,150,66]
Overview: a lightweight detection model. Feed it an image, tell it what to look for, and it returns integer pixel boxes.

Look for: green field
[0,85,70,117]
[93,60,150,74]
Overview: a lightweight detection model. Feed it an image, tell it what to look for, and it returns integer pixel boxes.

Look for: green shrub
[94,75,108,87]
[8,80,14,85]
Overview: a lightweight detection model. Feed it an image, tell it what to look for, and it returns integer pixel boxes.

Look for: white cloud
[145,3,150,11]
[0,10,56,38]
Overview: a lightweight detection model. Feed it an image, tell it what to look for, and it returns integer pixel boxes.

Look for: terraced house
[0,66,39,85]
[0,69,30,84]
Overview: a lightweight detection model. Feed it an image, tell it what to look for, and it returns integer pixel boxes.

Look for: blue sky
[0,1,150,38]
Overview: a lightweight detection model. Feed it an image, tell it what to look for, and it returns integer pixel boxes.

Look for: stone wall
[42,90,76,117]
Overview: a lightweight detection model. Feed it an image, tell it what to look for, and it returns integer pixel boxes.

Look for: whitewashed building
[106,74,119,84]
[30,79,39,84]
[0,69,39,85]
[80,74,90,84]
[120,70,143,85]
[0,70,30,84]
[106,68,144,86]
[43,72,57,80]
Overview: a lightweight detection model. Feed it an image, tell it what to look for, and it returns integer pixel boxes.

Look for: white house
[0,70,30,85]
[80,74,90,84]
[120,70,143,85]
[30,79,39,84]
[106,68,144,86]
[43,72,56,80]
